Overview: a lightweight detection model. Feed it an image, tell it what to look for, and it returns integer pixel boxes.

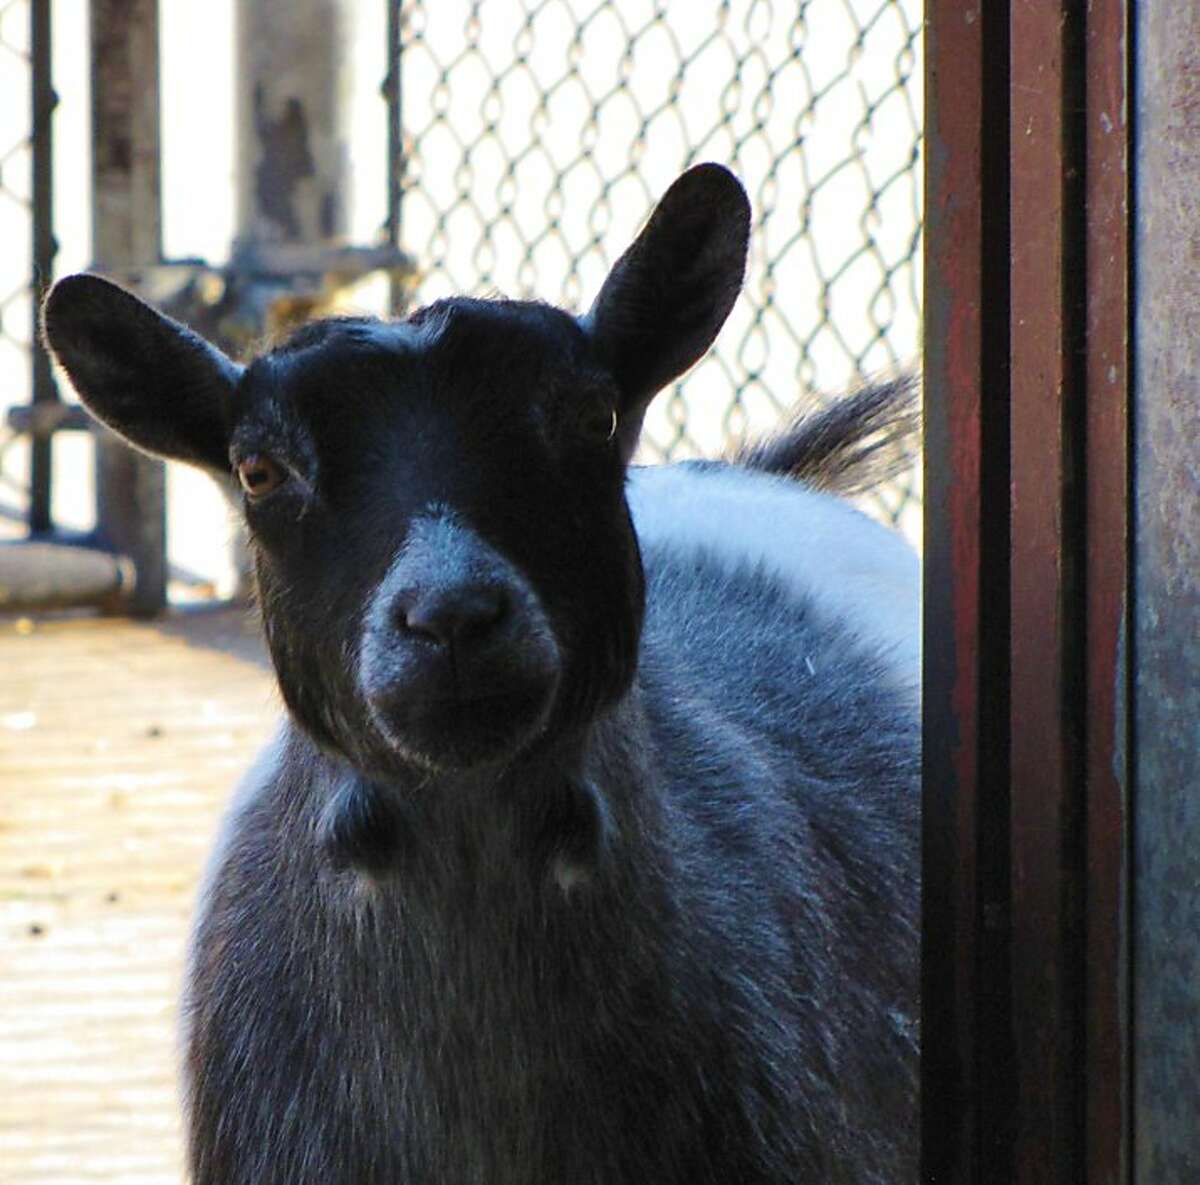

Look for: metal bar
[385,0,403,314]
[921,2,1012,1181]
[0,541,132,611]
[7,403,92,436]
[1083,2,1132,1182]
[1132,2,1200,1178]
[1008,2,1088,1181]
[91,0,168,615]
[29,0,57,534]
[925,4,1133,1180]
[921,0,981,1170]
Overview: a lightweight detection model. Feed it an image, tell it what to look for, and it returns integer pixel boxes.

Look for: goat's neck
[304,687,662,900]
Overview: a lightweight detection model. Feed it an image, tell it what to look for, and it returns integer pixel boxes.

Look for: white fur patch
[626,464,920,694]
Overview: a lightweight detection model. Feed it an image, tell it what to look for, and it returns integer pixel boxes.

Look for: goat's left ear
[42,273,241,473]
[583,163,750,456]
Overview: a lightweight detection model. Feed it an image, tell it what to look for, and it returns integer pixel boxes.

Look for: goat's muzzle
[358,514,561,771]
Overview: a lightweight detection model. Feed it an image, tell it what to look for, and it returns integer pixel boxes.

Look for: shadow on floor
[150,598,270,670]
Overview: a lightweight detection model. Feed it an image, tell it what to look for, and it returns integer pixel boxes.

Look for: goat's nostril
[399,586,508,647]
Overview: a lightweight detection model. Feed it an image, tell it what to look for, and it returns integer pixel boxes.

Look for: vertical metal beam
[925,2,1132,1181]
[1132,2,1200,1179]
[385,0,404,314]
[1007,2,1088,1180]
[90,0,167,615]
[29,0,57,534]
[921,2,1012,1181]
[1083,2,1132,1181]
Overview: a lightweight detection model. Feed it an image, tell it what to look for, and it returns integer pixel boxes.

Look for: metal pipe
[29,0,56,534]
[0,542,133,612]
[205,0,409,351]
[385,0,404,314]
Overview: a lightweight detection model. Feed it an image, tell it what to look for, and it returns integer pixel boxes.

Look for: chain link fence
[0,0,34,531]
[0,1,923,542]
[390,0,923,526]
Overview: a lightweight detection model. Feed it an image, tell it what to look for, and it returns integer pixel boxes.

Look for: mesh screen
[0,1,924,533]
[389,0,922,525]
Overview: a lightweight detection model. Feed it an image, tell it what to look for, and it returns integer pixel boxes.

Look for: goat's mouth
[357,552,564,772]
[363,665,560,772]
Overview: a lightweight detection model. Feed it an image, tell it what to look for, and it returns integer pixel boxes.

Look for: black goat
[43,164,919,1185]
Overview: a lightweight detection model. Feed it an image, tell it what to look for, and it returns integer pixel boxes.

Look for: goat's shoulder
[627,460,918,693]
[629,467,920,843]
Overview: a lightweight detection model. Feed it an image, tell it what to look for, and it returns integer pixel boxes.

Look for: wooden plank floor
[0,607,276,1185]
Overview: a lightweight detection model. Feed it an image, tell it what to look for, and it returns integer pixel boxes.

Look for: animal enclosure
[4,1,1194,1183]
[1,3,924,1181]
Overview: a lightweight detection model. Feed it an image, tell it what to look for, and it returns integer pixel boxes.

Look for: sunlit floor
[0,606,275,1185]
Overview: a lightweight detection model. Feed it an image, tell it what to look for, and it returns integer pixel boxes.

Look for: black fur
[42,164,918,1184]
[734,374,921,496]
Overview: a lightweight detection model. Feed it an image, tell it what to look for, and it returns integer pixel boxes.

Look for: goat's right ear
[42,273,240,472]
[583,164,750,456]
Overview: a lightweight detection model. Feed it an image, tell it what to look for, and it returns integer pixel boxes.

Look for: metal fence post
[29,0,56,535]
[384,0,403,314]
[89,0,168,616]
[234,0,352,261]
[923,2,1131,1181]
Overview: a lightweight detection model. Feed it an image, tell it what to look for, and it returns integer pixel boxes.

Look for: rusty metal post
[1007,3,1089,1179]
[90,0,168,615]
[1132,2,1200,1179]
[1082,2,1132,1181]
[921,2,1013,1180]
[923,2,1132,1182]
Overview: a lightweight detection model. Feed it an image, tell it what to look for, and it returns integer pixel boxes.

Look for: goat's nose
[398,585,508,647]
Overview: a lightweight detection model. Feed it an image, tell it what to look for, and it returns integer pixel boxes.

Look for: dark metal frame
[922,1,1131,1181]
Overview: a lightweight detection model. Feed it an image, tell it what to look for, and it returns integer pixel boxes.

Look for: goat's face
[226,301,643,772]
[42,164,749,775]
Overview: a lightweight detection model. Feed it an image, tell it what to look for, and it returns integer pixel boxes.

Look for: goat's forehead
[239,300,590,420]
[414,297,589,377]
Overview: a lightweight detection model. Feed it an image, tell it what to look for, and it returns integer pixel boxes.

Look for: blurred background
[0,1,922,1180]
[0,0,922,597]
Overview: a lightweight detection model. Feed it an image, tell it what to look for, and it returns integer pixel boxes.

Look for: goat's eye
[236,454,288,498]
[579,404,618,445]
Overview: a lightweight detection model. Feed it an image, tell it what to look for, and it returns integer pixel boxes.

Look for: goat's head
[42,165,750,776]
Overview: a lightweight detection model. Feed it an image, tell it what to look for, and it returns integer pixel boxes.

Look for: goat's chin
[365,682,557,773]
